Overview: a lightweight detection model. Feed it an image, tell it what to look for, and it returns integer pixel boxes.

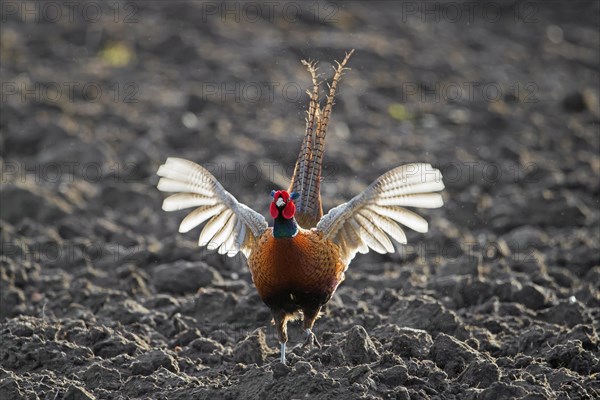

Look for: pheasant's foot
[302,329,321,349]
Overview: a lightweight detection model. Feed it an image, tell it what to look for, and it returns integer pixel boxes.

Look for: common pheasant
[156,50,445,364]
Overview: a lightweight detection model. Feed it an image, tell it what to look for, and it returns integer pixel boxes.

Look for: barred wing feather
[316,163,444,264]
[157,157,267,257]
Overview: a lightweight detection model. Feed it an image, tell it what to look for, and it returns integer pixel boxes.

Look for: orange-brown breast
[247,228,346,310]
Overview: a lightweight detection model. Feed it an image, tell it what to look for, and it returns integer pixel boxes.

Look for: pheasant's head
[270,190,299,220]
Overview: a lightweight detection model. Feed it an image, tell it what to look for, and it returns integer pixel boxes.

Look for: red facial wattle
[270,190,296,219]
[282,201,296,219]
[270,201,279,218]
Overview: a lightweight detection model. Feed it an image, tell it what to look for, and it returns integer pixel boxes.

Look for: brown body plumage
[248,228,345,345]
[157,50,445,364]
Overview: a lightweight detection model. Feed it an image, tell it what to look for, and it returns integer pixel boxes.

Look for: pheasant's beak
[275,197,286,207]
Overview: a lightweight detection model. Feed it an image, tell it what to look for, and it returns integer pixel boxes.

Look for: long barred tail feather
[289,50,355,228]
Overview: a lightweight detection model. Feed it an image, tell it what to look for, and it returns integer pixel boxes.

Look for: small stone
[63,385,96,400]
[563,324,598,350]
[457,359,500,388]
[233,329,271,365]
[97,299,150,325]
[190,337,224,354]
[171,328,202,347]
[293,361,314,374]
[427,369,449,391]
[82,363,122,390]
[131,350,179,376]
[537,300,589,327]
[322,340,347,366]
[477,382,528,400]
[153,261,223,294]
[396,386,410,400]
[123,375,158,398]
[513,284,551,310]
[548,267,576,288]
[10,320,35,337]
[429,333,481,377]
[389,327,433,359]
[342,326,380,365]
[271,361,291,379]
[546,340,599,375]
[145,294,180,309]
[391,296,468,339]
[92,336,140,358]
[377,364,408,387]
[346,365,373,386]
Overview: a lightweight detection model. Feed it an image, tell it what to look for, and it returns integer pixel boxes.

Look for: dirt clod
[1,2,598,399]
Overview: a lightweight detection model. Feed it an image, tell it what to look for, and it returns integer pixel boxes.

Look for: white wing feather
[162,193,217,211]
[211,212,237,252]
[179,204,225,233]
[200,209,233,247]
[316,163,444,263]
[157,157,267,257]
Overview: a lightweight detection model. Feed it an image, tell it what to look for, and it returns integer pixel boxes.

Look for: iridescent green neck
[273,216,298,238]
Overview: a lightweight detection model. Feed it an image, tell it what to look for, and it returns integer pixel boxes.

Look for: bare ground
[1,1,599,399]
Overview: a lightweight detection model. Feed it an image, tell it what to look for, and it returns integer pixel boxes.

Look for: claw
[303,329,321,349]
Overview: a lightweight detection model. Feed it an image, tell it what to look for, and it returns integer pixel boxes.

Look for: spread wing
[157,157,268,258]
[316,163,444,264]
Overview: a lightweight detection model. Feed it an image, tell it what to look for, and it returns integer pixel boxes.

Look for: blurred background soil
[1,1,599,399]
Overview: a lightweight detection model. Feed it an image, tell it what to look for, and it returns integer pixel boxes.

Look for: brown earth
[1,1,599,399]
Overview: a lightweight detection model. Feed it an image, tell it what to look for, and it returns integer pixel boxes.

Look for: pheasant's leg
[279,342,286,364]
[272,309,289,364]
[302,306,322,348]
